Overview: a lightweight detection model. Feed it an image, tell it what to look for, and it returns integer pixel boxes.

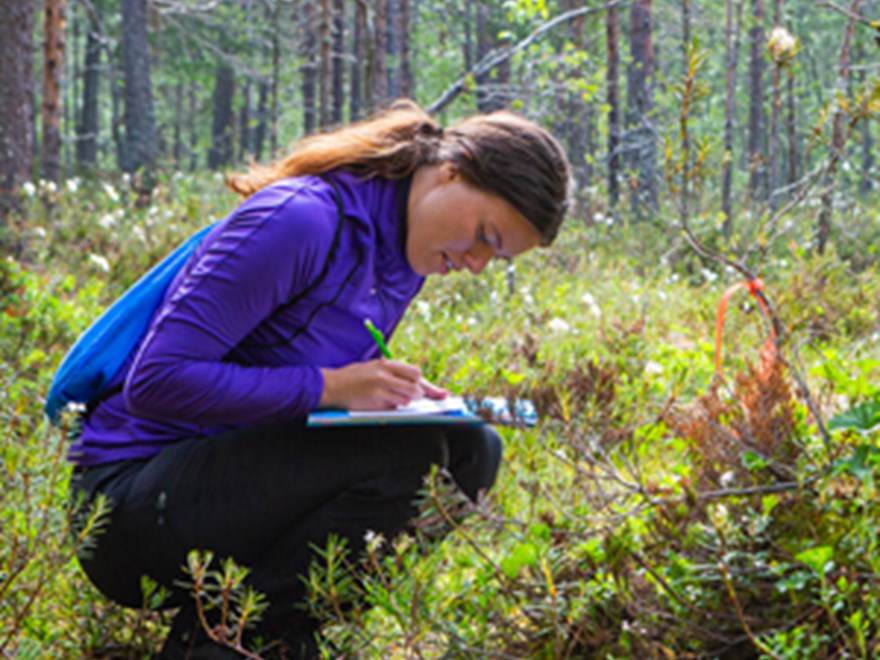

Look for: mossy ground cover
[2,174,879,658]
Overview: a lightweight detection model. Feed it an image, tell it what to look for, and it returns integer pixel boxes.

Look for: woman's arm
[124,186,335,426]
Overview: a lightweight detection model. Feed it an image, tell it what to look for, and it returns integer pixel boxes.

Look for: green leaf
[500,542,538,578]
[828,399,880,433]
[742,450,769,472]
[795,546,833,574]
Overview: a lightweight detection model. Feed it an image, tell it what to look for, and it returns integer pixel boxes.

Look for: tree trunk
[722,0,744,236]
[373,0,389,110]
[254,79,269,161]
[858,65,873,195]
[606,0,621,210]
[387,0,399,100]
[785,66,798,186]
[747,0,766,199]
[399,0,412,99]
[475,1,492,111]
[185,82,195,171]
[0,0,35,224]
[239,81,251,160]
[319,0,331,127]
[767,0,783,209]
[269,0,281,154]
[301,0,318,134]
[173,82,183,167]
[817,0,861,255]
[350,0,366,120]
[208,60,235,170]
[42,0,68,182]
[626,0,657,214]
[332,0,345,123]
[121,0,157,176]
[77,0,101,169]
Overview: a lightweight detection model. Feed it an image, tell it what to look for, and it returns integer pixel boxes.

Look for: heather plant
[0,165,878,658]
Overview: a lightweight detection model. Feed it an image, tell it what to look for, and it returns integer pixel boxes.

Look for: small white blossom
[720,471,737,488]
[522,294,534,306]
[40,179,58,194]
[132,225,147,244]
[415,300,431,320]
[548,318,570,334]
[89,254,111,273]
[66,177,80,194]
[581,292,602,318]
[102,182,119,202]
[21,181,36,197]
[99,214,116,229]
[32,226,47,239]
[644,361,663,376]
[701,268,718,283]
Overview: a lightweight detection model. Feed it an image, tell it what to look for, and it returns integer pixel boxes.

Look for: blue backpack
[44,223,217,425]
[45,177,348,426]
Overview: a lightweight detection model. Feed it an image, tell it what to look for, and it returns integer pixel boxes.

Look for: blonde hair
[226,100,571,246]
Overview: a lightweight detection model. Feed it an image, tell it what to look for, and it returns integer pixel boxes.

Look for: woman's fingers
[319,359,426,410]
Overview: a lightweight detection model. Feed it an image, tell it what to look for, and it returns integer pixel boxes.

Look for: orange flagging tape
[715,278,777,376]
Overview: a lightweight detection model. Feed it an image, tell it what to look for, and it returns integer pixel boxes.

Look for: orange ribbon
[715,278,777,376]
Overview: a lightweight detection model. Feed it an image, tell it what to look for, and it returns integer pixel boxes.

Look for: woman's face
[406,163,542,277]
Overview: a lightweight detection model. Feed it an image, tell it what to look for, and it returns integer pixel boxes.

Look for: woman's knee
[446,425,503,501]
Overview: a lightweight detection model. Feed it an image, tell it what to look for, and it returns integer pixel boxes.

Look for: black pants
[70,420,501,631]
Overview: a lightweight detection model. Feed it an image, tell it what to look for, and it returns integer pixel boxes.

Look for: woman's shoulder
[232,175,342,244]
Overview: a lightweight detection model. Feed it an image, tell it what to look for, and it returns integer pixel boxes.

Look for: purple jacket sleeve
[123,187,333,425]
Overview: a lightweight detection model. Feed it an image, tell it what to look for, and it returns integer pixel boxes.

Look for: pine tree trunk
[785,67,798,186]
[121,0,157,175]
[42,0,68,182]
[858,65,873,195]
[817,0,861,255]
[173,83,183,167]
[373,0,389,110]
[0,0,35,224]
[399,0,412,98]
[319,0,331,127]
[77,0,101,168]
[387,0,399,100]
[606,1,621,210]
[722,0,743,236]
[239,81,251,160]
[254,79,269,161]
[332,0,345,123]
[747,0,766,199]
[626,0,657,214]
[475,1,492,112]
[301,0,318,134]
[350,0,366,120]
[208,61,235,169]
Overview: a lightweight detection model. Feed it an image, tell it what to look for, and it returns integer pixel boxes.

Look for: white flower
[720,471,737,488]
[415,300,431,320]
[132,225,147,244]
[39,179,57,194]
[102,182,119,202]
[701,268,718,283]
[66,178,80,194]
[548,318,570,334]
[644,361,663,376]
[99,214,116,229]
[89,254,111,273]
[21,181,36,197]
[32,226,47,238]
[581,292,602,317]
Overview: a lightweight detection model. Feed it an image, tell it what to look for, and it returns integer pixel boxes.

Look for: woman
[69,100,570,658]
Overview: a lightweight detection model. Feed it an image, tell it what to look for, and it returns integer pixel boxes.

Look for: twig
[427,2,621,114]
[719,562,784,660]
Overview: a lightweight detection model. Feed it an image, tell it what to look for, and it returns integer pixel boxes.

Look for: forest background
[1,0,880,657]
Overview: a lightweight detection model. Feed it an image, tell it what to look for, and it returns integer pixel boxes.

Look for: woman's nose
[463,243,494,274]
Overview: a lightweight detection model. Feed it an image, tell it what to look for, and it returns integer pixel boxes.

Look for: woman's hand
[319,360,440,411]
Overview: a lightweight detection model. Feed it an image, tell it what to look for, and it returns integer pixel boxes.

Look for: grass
[2,171,880,658]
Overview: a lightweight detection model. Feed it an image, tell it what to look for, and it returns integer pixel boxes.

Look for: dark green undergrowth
[2,173,879,658]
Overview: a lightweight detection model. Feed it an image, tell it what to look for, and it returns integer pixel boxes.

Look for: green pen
[364,318,393,359]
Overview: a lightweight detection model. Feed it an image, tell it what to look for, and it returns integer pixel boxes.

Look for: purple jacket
[70,171,423,466]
